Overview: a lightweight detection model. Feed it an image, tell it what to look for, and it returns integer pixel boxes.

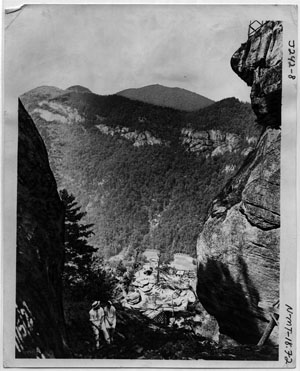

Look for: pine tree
[60,189,97,286]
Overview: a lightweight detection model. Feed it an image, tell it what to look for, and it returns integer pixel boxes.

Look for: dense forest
[21,87,261,260]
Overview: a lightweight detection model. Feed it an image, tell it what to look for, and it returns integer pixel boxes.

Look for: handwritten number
[288,56,295,63]
[288,40,295,48]
[283,304,294,364]
[287,41,296,80]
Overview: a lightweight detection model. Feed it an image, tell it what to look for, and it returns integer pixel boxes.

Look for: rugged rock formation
[96,123,163,146]
[231,21,282,128]
[196,21,281,345]
[181,128,257,158]
[16,100,69,357]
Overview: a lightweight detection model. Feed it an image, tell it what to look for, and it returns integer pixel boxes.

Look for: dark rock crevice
[239,204,280,231]
[242,198,280,216]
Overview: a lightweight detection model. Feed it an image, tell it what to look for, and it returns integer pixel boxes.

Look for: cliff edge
[196,21,281,345]
[16,100,69,357]
[231,21,282,128]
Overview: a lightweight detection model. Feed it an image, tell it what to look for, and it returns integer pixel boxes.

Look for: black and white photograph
[2,2,298,367]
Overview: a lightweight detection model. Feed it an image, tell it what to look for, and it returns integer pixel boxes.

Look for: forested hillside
[21,86,260,259]
[117,84,214,111]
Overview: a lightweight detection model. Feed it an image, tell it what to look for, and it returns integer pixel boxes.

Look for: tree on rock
[60,189,97,287]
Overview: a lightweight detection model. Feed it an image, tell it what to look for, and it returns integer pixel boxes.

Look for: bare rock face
[181,128,248,157]
[196,21,281,345]
[231,21,282,128]
[16,100,69,357]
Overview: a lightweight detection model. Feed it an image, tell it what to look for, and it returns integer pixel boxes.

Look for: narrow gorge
[196,21,281,345]
[14,20,282,361]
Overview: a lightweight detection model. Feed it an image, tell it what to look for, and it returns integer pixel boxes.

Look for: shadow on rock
[197,257,263,344]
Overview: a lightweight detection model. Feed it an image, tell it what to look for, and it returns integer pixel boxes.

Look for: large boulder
[196,21,281,345]
[16,100,69,357]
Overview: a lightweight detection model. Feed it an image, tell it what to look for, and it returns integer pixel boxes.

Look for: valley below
[16,20,282,361]
[64,249,278,361]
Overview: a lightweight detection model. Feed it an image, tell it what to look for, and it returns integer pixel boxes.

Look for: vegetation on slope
[117,83,214,111]
[59,187,277,361]
[21,87,260,260]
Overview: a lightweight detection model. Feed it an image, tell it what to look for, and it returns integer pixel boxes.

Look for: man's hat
[92,301,100,309]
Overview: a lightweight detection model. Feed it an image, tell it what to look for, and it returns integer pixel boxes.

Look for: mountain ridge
[20,85,259,259]
[66,85,92,93]
[23,83,214,113]
[117,84,214,111]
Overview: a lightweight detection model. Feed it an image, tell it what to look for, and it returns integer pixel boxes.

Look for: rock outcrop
[181,128,256,158]
[96,123,163,147]
[231,21,282,128]
[118,260,220,343]
[16,100,69,357]
[196,21,281,345]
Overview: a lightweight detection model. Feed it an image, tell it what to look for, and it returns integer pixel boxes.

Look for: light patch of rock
[120,262,219,342]
[37,100,84,123]
[246,136,258,145]
[241,148,253,157]
[96,123,162,146]
[223,164,236,174]
[181,128,241,156]
[33,108,68,123]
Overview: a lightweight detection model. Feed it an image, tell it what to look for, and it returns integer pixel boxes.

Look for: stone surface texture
[196,21,281,345]
[181,128,254,157]
[16,100,69,357]
[231,21,282,127]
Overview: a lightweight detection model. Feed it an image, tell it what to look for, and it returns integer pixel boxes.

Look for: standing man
[104,301,117,343]
[89,301,110,348]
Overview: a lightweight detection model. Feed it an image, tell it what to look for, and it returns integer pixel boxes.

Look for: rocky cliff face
[196,21,281,345]
[231,21,282,128]
[96,123,163,146]
[181,127,257,160]
[16,100,68,357]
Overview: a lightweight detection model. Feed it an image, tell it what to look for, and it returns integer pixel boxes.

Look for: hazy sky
[4,4,293,120]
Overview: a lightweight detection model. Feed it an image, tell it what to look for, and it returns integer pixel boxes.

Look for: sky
[4,4,294,121]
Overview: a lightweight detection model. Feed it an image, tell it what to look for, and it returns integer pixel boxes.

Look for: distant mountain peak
[116,84,214,112]
[66,85,92,93]
[20,85,66,102]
